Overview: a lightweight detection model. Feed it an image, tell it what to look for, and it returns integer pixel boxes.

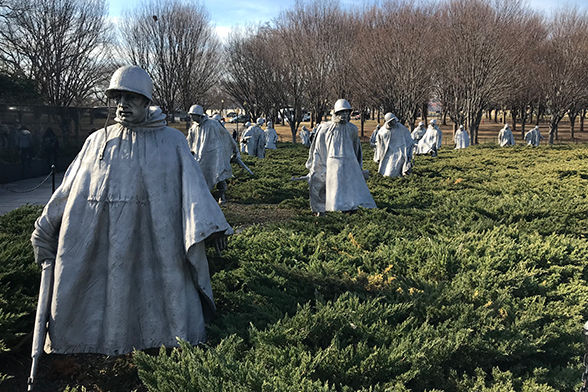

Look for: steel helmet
[257,117,265,125]
[430,119,437,125]
[245,121,251,127]
[418,121,424,126]
[333,99,352,113]
[376,125,380,129]
[105,65,153,102]
[188,105,204,116]
[384,112,398,123]
[213,114,222,121]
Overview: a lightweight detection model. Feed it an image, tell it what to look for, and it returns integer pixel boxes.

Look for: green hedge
[3,143,588,390]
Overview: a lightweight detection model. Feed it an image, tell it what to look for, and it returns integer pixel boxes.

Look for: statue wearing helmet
[29,66,232,381]
[186,103,239,204]
[241,118,266,158]
[454,125,470,150]
[498,123,515,147]
[265,121,278,150]
[304,99,376,216]
[411,121,427,143]
[369,124,381,150]
[415,118,443,157]
[373,113,415,177]
[300,126,311,147]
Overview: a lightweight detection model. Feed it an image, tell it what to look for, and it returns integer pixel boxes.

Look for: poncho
[416,124,442,155]
[300,128,311,147]
[265,127,278,149]
[305,119,376,213]
[454,128,470,149]
[498,126,516,146]
[374,123,414,177]
[524,128,544,146]
[30,107,232,356]
[243,125,266,158]
[187,117,239,190]
[411,125,426,142]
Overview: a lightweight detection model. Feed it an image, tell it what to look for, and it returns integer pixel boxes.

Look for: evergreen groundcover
[2,142,588,391]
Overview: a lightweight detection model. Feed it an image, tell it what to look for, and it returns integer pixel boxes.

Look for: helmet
[459,125,464,129]
[267,121,273,127]
[384,112,398,123]
[257,117,265,125]
[188,105,204,116]
[333,99,352,113]
[212,114,222,121]
[105,65,153,101]
[418,121,424,126]
[245,121,251,127]
[430,119,437,125]
[376,125,381,129]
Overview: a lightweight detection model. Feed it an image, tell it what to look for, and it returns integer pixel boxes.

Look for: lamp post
[221,99,224,117]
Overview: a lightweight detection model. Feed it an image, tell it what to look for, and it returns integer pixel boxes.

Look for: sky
[108,0,588,41]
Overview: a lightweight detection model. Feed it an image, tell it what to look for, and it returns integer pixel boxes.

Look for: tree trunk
[570,113,577,140]
[581,109,586,132]
[493,109,498,123]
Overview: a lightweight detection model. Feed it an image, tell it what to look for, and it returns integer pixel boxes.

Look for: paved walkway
[0,172,64,215]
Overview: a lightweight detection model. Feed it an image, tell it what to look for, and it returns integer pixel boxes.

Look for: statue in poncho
[242,118,266,158]
[416,119,442,157]
[305,99,376,216]
[411,121,426,142]
[300,126,311,147]
[453,125,470,149]
[265,121,278,149]
[498,123,516,146]
[28,67,232,384]
[373,112,414,177]
[524,125,544,146]
[240,121,251,152]
[369,124,381,150]
[187,104,239,205]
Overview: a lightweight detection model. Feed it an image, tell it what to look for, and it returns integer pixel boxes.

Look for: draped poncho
[265,127,278,149]
[498,126,515,146]
[416,124,443,155]
[454,128,470,149]
[305,119,376,213]
[243,125,266,158]
[374,123,414,177]
[187,117,239,190]
[31,107,232,355]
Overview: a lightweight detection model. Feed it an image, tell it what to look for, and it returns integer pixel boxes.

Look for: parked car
[226,112,237,118]
[229,114,251,123]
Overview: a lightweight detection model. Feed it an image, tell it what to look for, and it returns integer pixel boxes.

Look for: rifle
[232,155,254,176]
[27,259,54,391]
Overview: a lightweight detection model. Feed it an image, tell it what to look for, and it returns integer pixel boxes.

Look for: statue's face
[336,110,351,123]
[112,91,148,124]
[191,114,205,124]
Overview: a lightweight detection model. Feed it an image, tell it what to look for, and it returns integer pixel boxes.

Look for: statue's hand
[207,232,228,256]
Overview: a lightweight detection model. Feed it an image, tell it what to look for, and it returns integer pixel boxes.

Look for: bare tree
[222,26,276,122]
[119,0,220,117]
[360,1,436,131]
[0,0,112,107]
[538,8,588,144]
[501,12,546,137]
[435,0,531,144]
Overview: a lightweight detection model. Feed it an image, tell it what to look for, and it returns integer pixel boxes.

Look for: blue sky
[108,0,588,40]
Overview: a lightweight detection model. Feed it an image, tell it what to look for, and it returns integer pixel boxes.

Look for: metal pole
[51,165,55,193]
